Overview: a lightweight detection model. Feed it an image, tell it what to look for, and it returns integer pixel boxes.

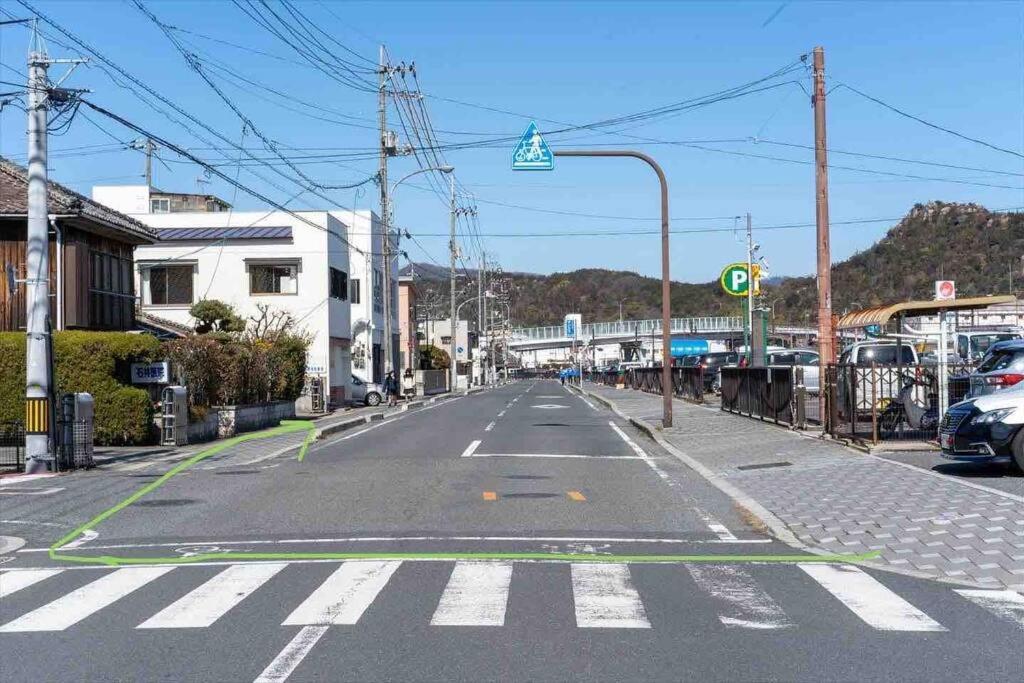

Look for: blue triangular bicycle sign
[511,121,553,171]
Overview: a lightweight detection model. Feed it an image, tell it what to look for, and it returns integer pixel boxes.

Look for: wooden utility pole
[812,46,833,421]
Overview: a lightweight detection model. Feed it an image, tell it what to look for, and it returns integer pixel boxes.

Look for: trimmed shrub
[0,331,161,445]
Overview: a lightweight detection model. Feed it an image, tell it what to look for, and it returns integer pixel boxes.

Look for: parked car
[966,339,1024,398]
[765,348,820,392]
[350,374,383,406]
[682,351,738,392]
[954,329,1021,362]
[940,381,1024,471]
[837,341,921,414]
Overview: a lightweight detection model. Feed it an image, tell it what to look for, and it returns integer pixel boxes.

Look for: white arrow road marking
[431,561,513,626]
[799,564,945,632]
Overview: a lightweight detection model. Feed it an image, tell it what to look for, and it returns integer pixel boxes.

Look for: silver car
[967,340,1024,398]
[350,374,384,406]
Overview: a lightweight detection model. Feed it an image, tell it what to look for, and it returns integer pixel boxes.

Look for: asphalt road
[1,380,1022,682]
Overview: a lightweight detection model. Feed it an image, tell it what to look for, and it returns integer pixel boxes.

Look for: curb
[577,384,1008,590]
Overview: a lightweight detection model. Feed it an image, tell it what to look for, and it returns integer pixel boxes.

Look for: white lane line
[686,564,793,630]
[469,453,641,460]
[571,563,650,629]
[430,561,513,626]
[799,564,946,632]
[138,563,286,629]
[283,560,401,625]
[17,535,770,553]
[608,421,672,484]
[955,589,1024,631]
[0,474,57,486]
[0,566,174,632]
[497,410,506,417]
[0,568,63,598]
[460,440,482,458]
[0,487,65,496]
[484,421,496,432]
[253,625,330,683]
[578,395,599,411]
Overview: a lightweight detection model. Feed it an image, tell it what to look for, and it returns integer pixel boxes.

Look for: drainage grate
[736,461,792,471]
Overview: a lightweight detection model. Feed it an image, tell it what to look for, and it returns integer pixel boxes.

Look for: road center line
[484,421,496,432]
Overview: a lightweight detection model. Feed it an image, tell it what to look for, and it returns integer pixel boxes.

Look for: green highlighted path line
[48,417,879,568]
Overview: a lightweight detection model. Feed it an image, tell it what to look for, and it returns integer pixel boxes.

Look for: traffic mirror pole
[553,150,673,428]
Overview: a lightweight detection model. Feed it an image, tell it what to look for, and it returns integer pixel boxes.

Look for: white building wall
[128,209,352,406]
[91,185,152,215]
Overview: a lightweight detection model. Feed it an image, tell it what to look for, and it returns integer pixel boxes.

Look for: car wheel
[1011,428,1024,474]
[365,392,382,407]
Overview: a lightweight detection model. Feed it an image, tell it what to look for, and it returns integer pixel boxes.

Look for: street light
[384,165,454,380]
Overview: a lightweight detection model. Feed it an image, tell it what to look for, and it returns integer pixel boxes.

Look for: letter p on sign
[720,263,751,297]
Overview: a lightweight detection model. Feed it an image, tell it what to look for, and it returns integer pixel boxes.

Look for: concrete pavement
[1,380,1022,682]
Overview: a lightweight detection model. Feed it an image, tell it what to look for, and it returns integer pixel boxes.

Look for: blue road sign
[565,319,576,338]
[511,121,553,171]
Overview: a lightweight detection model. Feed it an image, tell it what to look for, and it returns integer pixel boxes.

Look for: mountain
[405,202,1023,328]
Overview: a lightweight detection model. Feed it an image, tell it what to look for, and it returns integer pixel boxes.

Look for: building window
[250,264,298,295]
[350,278,361,304]
[146,264,193,305]
[150,198,170,213]
[329,267,348,301]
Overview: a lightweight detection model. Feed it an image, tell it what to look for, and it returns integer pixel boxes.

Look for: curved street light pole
[554,150,673,427]
[385,165,453,379]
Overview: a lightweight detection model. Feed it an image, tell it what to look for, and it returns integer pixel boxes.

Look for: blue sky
[1,0,1022,283]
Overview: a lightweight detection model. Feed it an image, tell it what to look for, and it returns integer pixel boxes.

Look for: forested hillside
[402,202,1023,327]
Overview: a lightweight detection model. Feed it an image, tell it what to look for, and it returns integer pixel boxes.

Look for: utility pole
[23,30,86,473]
[377,45,394,382]
[477,250,484,386]
[144,138,156,187]
[448,172,458,392]
[812,46,833,420]
[746,212,754,364]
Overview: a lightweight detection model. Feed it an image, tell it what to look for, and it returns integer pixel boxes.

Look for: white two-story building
[92,185,354,408]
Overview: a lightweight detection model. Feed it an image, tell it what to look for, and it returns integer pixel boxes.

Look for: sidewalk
[580,382,1024,591]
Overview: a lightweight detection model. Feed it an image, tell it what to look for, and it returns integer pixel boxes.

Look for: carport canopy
[835,295,1016,330]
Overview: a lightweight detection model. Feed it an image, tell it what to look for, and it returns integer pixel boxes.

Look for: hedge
[0,331,161,445]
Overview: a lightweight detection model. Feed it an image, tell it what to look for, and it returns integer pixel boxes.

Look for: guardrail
[588,367,704,403]
[511,317,744,341]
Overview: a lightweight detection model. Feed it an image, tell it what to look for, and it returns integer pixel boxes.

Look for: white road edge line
[955,589,1024,631]
[484,421,496,432]
[460,440,482,458]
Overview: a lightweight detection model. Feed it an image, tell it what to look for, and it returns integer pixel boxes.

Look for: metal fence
[719,367,799,426]
[587,367,704,403]
[824,362,975,445]
[0,418,94,473]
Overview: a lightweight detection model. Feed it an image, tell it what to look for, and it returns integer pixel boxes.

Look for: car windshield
[971,334,1018,356]
[681,355,702,366]
[705,353,735,366]
[855,345,915,365]
[976,348,1024,373]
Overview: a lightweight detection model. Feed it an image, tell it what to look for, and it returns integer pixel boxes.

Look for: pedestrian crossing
[0,561,1022,636]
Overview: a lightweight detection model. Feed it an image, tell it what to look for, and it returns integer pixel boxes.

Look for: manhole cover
[502,492,559,499]
[135,498,198,507]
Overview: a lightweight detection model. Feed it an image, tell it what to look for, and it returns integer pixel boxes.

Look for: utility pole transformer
[812,46,833,419]
[24,48,51,473]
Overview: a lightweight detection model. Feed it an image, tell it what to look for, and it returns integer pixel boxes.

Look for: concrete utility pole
[24,46,51,473]
[144,138,156,187]
[554,149,673,428]
[448,172,458,392]
[477,251,485,385]
[377,46,394,380]
[812,46,834,419]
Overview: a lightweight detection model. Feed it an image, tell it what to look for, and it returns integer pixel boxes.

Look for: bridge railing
[511,316,744,341]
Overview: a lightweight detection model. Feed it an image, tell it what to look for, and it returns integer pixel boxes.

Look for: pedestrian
[385,371,398,407]
[560,369,566,387]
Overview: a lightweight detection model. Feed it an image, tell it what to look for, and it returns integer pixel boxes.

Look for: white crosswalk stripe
[798,563,946,632]
[431,561,513,626]
[571,563,650,628]
[686,564,792,630]
[955,589,1024,631]
[0,569,63,599]
[138,563,286,629]
[282,561,401,626]
[0,567,173,633]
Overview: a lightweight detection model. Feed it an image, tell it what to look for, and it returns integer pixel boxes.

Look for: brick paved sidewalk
[582,382,1024,590]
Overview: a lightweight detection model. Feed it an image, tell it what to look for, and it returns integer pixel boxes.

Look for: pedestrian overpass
[507,316,817,353]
